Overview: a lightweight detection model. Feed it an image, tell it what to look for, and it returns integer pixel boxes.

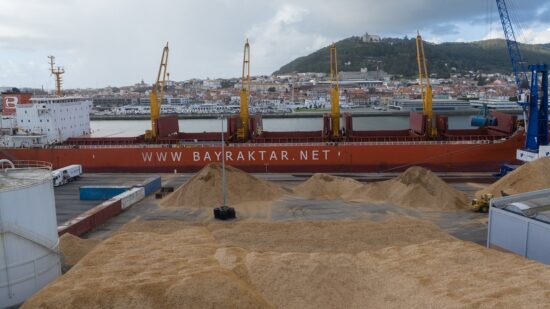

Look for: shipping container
[117,187,146,210]
[58,198,122,236]
[91,199,122,227]
[138,176,162,196]
[79,185,130,200]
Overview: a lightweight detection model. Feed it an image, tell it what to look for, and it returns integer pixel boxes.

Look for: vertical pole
[540,65,548,146]
[526,66,539,150]
[330,43,340,139]
[221,117,227,206]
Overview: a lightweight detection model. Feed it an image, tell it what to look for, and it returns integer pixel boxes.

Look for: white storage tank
[0,160,61,308]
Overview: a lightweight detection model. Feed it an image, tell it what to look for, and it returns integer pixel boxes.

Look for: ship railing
[29,135,506,150]
[0,160,52,171]
[227,140,499,147]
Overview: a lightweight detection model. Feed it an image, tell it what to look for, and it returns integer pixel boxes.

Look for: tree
[221,80,236,89]
[477,77,487,86]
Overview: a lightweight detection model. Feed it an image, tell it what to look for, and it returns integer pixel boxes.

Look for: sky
[0,0,548,89]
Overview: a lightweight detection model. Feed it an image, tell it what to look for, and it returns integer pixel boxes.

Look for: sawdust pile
[344,166,469,210]
[58,233,101,269]
[293,173,364,199]
[25,223,273,309]
[209,218,453,253]
[478,157,550,197]
[217,240,550,308]
[25,219,550,308]
[161,163,286,208]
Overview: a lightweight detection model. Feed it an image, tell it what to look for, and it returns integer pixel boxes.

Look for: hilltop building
[362,32,381,43]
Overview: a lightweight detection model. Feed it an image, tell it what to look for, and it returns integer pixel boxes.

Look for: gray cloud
[0,0,546,88]
[429,24,460,36]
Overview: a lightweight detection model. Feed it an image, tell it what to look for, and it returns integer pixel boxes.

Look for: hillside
[274,37,550,77]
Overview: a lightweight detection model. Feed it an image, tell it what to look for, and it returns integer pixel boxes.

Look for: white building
[202,79,222,89]
[15,97,92,143]
[304,98,329,109]
[362,32,381,43]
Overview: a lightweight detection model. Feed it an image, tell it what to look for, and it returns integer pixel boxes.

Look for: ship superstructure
[0,92,92,147]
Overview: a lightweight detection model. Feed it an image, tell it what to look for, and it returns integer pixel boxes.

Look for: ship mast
[48,56,65,97]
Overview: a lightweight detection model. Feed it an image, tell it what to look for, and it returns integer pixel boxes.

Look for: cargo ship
[0,91,523,173]
[0,40,524,173]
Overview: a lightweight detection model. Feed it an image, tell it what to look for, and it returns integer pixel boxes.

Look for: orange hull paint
[0,134,524,173]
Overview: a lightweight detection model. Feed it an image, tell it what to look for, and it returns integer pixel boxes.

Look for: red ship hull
[0,133,524,173]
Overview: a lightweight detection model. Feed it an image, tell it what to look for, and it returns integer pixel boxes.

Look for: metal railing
[0,160,52,171]
[3,136,511,150]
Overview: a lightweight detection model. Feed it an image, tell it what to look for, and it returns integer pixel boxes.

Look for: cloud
[246,4,331,74]
[536,5,550,23]
[484,24,550,45]
[0,0,546,88]
[517,27,550,44]
[429,23,460,36]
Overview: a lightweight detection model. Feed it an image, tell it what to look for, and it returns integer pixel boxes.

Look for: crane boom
[415,32,436,137]
[329,43,340,139]
[237,39,251,141]
[147,42,169,140]
[493,0,549,161]
[495,0,528,91]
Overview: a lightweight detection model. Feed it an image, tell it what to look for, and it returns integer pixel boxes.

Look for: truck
[52,164,82,187]
[471,193,493,213]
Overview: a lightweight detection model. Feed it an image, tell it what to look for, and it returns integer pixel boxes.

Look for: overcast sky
[0,0,548,89]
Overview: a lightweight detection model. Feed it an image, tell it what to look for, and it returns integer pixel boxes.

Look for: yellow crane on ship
[237,39,251,141]
[415,32,437,138]
[146,42,169,141]
[48,55,65,96]
[329,43,340,139]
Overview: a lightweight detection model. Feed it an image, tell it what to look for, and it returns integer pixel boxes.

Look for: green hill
[274,37,550,78]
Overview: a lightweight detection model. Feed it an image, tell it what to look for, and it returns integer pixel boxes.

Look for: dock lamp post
[213,116,236,220]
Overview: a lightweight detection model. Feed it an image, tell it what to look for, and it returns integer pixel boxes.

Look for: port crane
[48,56,65,96]
[495,0,548,162]
[146,42,169,141]
[329,43,340,139]
[496,0,529,97]
[415,32,437,138]
[237,39,251,141]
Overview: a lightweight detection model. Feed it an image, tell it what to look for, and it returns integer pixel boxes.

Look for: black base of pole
[213,205,236,220]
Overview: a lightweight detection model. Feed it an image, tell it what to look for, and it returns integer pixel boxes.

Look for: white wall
[15,97,92,143]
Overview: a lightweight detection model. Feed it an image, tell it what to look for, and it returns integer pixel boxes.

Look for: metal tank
[0,160,61,308]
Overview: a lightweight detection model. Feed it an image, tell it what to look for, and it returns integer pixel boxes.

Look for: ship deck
[55,135,514,149]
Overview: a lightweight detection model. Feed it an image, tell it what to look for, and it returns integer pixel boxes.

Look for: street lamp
[221,116,227,206]
[213,116,236,220]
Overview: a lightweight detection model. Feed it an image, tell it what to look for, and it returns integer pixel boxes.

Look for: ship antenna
[48,55,65,96]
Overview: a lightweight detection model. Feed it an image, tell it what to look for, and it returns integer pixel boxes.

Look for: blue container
[79,186,130,201]
[138,176,162,196]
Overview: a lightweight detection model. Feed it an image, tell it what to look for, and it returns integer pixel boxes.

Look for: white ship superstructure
[1,96,92,147]
[469,98,523,111]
